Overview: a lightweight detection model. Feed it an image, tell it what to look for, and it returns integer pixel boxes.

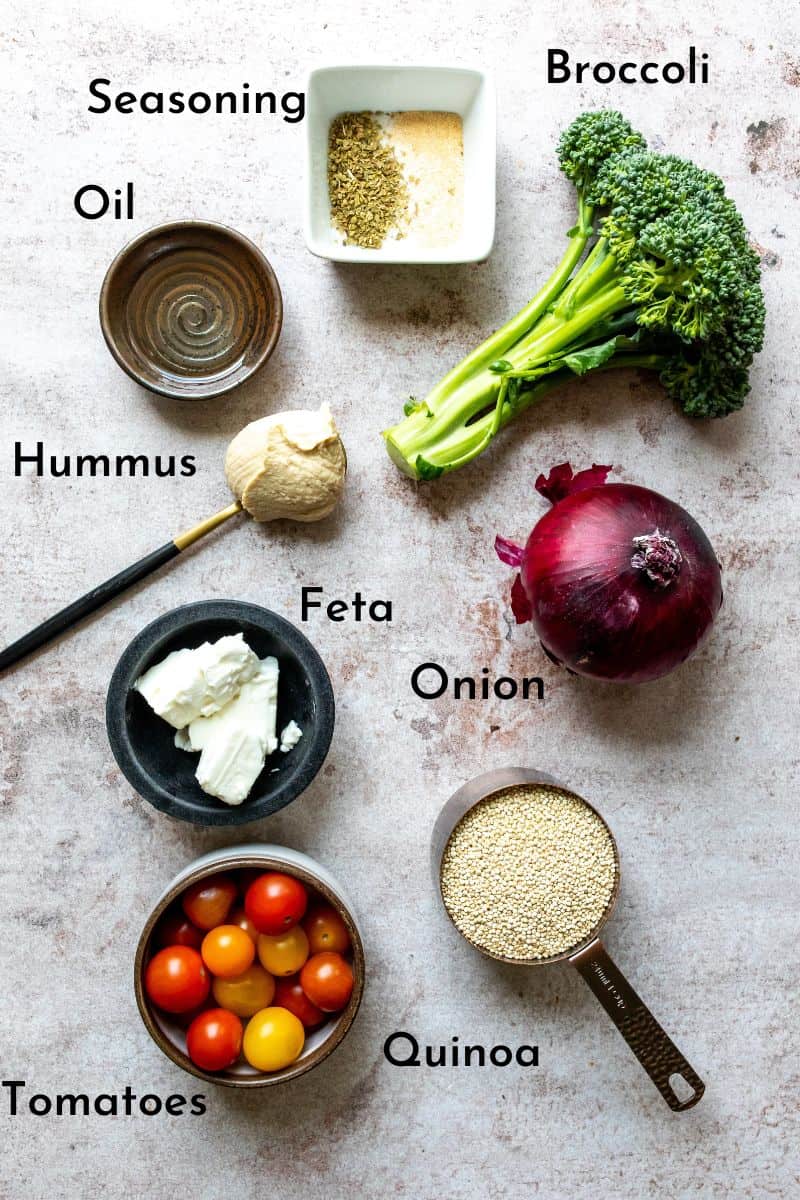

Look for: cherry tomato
[228,907,259,945]
[201,925,256,978]
[245,873,307,935]
[242,1007,304,1072]
[300,952,354,1013]
[144,946,210,1014]
[303,904,351,955]
[181,874,237,931]
[256,927,309,976]
[154,906,203,951]
[186,1008,243,1072]
[212,964,275,1018]
[274,976,325,1028]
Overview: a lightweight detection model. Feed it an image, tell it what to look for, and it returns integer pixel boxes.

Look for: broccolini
[383,110,766,480]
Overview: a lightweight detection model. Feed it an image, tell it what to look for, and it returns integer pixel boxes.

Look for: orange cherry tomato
[274,975,325,1028]
[299,952,354,1013]
[154,906,203,950]
[244,873,307,936]
[186,1008,243,1072]
[201,925,256,978]
[257,926,309,976]
[181,874,237,931]
[228,907,259,945]
[145,946,210,1014]
[303,904,351,955]
[212,964,275,1018]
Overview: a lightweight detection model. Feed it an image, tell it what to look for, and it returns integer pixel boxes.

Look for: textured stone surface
[0,1,797,1196]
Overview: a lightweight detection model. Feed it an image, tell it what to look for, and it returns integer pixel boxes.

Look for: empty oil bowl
[106,601,334,826]
[135,845,365,1087]
[99,220,283,399]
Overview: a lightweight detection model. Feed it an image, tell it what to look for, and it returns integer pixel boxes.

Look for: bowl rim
[305,62,495,83]
[106,600,335,826]
[134,849,365,1087]
[98,219,283,400]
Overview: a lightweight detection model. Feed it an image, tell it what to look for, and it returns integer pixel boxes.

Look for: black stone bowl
[106,601,334,825]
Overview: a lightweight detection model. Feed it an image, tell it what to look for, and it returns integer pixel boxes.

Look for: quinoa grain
[440,786,617,961]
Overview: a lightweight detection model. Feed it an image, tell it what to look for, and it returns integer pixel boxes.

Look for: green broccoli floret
[383,111,766,478]
[558,109,647,194]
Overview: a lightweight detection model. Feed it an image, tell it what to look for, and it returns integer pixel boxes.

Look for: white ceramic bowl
[304,64,496,264]
[135,844,365,1087]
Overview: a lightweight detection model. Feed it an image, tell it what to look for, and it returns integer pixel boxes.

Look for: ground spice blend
[327,112,408,248]
[440,785,618,961]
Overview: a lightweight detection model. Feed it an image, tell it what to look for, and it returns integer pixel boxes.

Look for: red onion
[495,463,722,683]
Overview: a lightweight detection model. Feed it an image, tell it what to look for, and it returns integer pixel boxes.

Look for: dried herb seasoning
[327,112,408,249]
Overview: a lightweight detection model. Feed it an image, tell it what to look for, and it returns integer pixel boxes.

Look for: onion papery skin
[518,483,722,683]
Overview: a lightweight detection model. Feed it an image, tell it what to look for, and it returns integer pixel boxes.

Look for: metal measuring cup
[431,767,704,1112]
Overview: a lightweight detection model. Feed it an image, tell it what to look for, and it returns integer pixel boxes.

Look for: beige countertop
[0,0,797,1196]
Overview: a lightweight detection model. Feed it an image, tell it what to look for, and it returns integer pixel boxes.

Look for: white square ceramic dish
[304,65,496,264]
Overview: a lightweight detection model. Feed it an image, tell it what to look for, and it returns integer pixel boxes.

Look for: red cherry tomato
[274,976,325,1028]
[299,952,354,1013]
[154,907,203,951]
[145,946,210,1014]
[181,875,237,931]
[244,873,308,936]
[303,904,351,955]
[186,1008,243,1072]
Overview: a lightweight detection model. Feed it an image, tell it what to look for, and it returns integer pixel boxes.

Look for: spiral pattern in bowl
[100,222,282,400]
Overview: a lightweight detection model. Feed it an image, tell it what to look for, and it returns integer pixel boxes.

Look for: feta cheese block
[135,633,260,729]
[184,657,280,806]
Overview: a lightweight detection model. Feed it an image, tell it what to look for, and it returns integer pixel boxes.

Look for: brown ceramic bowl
[100,221,283,399]
[134,844,365,1088]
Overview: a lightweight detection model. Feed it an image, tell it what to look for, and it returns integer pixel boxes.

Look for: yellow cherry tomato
[212,964,275,1017]
[201,925,256,978]
[242,1006,305,1072]
[257,926,310,976]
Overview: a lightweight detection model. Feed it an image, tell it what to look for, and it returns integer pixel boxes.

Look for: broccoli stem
[421,196,595,409]
[385,351,666,475]
[384,268,635,476]
[507,281,629,365]
[387,251,623,453]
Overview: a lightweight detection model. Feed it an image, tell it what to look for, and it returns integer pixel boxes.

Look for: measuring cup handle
[569,938,704,1111]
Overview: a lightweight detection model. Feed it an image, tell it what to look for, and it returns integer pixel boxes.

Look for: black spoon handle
[0,501,243,674]
[0,542,180,673]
